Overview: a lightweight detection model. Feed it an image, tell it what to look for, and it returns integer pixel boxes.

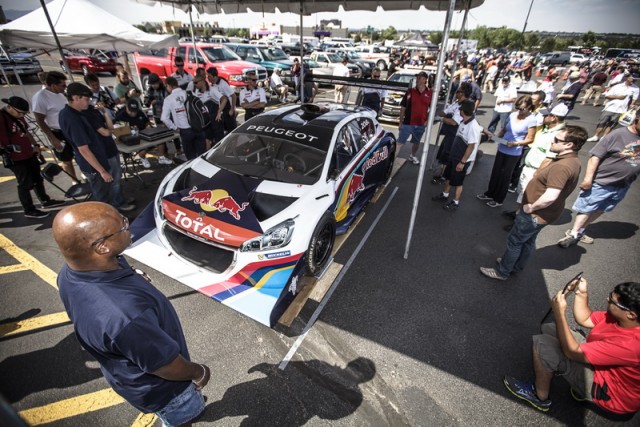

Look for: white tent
[0,0,178,51]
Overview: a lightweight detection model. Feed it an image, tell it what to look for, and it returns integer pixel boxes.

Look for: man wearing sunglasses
[171,56,193,91]
[0,96,64,218]
[503,278,639,417]
[239,71,267,121]
[54,202,211,426]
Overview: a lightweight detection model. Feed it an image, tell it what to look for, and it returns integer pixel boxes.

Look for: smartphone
[561,271,584,294]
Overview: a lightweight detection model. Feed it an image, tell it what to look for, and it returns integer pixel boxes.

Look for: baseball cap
[126,99,140,111]
[2,96,29,112]
[66,82,93,98]
[540,103,569,118]
[569,71,580,79]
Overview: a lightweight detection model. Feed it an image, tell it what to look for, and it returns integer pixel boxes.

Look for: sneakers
[503,376,552,412]
[508,184,517,193]
[408,155,420,165]
[443,201,458,211]
[570,388,589,402]
[476,193,492,201]
[174,153,188,162]
[586,136,599,142]
[25,209,50,219]
[118,203,136,212]
[486,201,503,208]
[479,267,508,280]
[139,157,151,169]
[41,199,65,209]
[560,229,594,246]
[158,156,173,165]
[431,176,446,185]
[431,193,448,202]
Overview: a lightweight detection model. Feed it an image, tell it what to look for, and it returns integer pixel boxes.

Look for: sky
[3,0,639,35]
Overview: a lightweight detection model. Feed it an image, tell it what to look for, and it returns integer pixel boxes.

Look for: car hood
[263,60,293,70]
[161,168,299,248]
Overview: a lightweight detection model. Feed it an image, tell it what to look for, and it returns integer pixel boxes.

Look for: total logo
[181,187,249,220]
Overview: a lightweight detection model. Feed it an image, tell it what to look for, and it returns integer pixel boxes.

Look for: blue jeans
[85,156,125,208]
[155,383,205,427]
[487,110,510,134]
[497,210,546,277]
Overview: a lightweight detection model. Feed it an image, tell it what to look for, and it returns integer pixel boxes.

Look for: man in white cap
[587,75,639,142]
[556,71,583,112]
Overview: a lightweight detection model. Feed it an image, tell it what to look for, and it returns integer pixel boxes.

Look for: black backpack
[184,91,211,132]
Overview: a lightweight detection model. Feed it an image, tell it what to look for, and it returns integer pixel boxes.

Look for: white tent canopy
[0,0,178,51]
[136,0,484,14]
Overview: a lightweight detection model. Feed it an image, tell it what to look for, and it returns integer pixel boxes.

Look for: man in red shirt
[1,96,64,218]
[397,71,432,165]
[504,278,640,417]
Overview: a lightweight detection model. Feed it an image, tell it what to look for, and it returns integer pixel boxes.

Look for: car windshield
[346,51,362,59]
[389,73,419,84]
[260,47,288,61]
[201,46,241,62]
[326,53,343,63]
[206,132,327,185]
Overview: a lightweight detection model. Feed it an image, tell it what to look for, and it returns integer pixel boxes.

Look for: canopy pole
[298,1,304,102]
[444,0,471,105]
[188,4,199,68]
[0,62,17,97]
[39,0,74,82]
[403,0,457,260]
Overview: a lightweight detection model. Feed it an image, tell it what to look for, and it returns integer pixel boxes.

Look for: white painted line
[279,186,399,370]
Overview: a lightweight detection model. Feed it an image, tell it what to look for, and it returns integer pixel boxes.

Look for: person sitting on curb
[503,278,639,417]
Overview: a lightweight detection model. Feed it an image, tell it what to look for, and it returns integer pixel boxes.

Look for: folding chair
[41,163,92,202]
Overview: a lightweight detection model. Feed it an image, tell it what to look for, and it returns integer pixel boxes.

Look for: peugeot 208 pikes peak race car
[127,103,396,327]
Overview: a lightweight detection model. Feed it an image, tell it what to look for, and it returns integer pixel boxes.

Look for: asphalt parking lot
[0,60,638,426]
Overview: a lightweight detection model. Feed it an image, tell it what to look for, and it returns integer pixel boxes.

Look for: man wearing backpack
[161,77,206,161]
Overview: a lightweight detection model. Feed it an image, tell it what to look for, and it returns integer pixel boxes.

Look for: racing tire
[305,213,336,276]
[383,148,396,183]
[377,60,387,71]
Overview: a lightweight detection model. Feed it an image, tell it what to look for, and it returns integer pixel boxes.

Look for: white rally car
[127,103,396,327]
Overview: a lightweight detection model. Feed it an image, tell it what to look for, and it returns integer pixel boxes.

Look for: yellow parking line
[0,176,15,183]
[131,413,158,427]
[0,311,70,338]
[19,388,126,425]
[0,233,58,289]
[0,264,30,274]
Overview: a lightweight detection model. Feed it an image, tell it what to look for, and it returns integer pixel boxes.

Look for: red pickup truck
[134,43,267,88]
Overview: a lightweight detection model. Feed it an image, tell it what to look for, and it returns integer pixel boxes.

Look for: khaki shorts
[533,322,595,400]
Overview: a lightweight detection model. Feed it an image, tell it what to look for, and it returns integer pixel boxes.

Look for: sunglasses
[554,136,568,144]
[608,292,631,311]
[175,64,184,67]
[91,215,130,247]
[248,78,258,82]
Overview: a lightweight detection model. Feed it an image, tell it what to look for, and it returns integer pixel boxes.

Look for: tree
[354,33,362,43]
[430,31,443,46]
[582,31,597,46]
[525,33,539,50]
[381,26,398,41]
[540,38,556,52]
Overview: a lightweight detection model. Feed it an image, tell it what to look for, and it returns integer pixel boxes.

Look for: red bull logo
[346,174,365,204]
[181,187,249,220]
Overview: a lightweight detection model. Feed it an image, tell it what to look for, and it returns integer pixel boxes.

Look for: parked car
[60,49,117,75]
[569,53,588,64]
[380,67,445,122]
[327,48,377,78]
[353,45,391,70]
[0,45,42,82]
[127,103,396,327]
[538,51,571,67]
[224,43,293,75]
[134,43,267,89]
[307,52,362,78]
[280,41,314,56]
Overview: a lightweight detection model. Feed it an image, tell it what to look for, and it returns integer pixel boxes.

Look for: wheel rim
[313,223,333,267]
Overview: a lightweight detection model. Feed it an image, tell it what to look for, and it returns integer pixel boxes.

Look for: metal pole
[188,4,200,68]
[522,0,535,34]
[403,0,456,260]
[298,1,305,102]
[39,0,74,82]
[444,0,471,105]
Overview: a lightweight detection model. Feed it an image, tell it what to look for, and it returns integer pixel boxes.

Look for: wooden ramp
[276,157,406,333]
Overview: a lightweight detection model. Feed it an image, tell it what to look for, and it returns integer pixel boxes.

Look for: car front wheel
[305,213,335,276]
